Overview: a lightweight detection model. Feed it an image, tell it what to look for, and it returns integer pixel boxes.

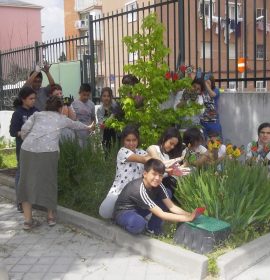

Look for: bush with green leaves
[106,13,201,147]
[57,134,117,218]
[174,160,270,232]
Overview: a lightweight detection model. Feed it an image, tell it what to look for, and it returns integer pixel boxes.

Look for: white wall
[219,92,270,146]
[0,111,14,142]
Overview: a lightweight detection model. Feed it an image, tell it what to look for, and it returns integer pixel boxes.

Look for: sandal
[23,219,41,230]
[47,217,56,227]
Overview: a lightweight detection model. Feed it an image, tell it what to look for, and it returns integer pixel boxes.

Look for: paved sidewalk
[0,196,184,280]
[233,256,270,280]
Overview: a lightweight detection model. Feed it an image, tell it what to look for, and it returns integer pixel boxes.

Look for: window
[256,44,265,59]
[128,52,138,62]
[228,82,236,91]
[256,8,267,21]
[200,42,211,59]
[125,1,137,23]
[256,81,267,92]
[199,0,215,18]
[227,2,241,19]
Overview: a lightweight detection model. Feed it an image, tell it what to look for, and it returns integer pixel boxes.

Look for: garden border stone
[217,232,270,280]
[0,176,208,280]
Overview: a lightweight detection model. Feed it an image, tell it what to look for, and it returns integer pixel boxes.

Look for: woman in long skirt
[18,96,94,230]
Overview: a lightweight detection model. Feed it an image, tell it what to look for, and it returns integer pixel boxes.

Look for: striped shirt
[114,178,169,218]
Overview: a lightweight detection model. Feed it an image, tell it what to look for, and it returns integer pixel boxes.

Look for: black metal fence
[0,0,269,110]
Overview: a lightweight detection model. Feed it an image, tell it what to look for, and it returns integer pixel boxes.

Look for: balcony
[74,0,102,12]
[74,20,88,30]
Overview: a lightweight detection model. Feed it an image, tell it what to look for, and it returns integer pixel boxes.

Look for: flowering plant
[226,144,244,159]
[208,139,222,151]
[165,64,194,81]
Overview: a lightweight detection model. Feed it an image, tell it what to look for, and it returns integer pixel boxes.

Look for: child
[51,84,76,140]
[147,127,184,168]
[9,87,38,212]
[114,158,196,235]
[96,87,117,151]
[146,127,188,194]
[99,125,151,219]
[200,75,222,139]
[17,96,94,230]
[50,84,76,120]
[24,64,55,111]
[246,122,270,165]
[207,130,226,161]
[71,83,96,146]
[182,127,210,167]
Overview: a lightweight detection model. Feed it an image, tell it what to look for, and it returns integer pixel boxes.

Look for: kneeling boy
[114,158,196,235]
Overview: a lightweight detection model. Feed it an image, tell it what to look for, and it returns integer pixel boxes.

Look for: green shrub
[58,133,117,218]
[174,160,270,233]
[106,13,201,147]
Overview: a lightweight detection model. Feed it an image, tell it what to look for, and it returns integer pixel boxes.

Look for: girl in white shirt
[182,127,210,167]
[99,125,151,219]
[146,127,186,195]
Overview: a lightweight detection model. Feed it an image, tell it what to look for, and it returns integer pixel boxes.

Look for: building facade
[64,0,270,94]
[0,0,42,51]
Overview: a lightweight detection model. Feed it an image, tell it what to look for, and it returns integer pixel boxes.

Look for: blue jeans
[115,188,172,235]
[200,121,222,140]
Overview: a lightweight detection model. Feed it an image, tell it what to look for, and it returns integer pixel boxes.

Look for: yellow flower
[233,148,241,158]
[226,144,234,155]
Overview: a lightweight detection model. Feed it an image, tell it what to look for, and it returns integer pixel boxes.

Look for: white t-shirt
[218,144,226,158]
[182,144,207,158]
[146,145,170,161]
[109,147,147,195]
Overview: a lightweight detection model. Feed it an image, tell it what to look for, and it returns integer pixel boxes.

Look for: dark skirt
[17,149,59,210]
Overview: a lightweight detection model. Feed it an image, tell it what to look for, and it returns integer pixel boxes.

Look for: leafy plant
[106,13,201,147]
[174,160,270,233]
[57,133,117,218]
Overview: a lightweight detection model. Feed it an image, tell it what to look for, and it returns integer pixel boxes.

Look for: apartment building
[0,0,42,51]
[64,0,270,94]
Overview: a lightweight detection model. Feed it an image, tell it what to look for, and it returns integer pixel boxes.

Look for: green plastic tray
[186,215,231,232]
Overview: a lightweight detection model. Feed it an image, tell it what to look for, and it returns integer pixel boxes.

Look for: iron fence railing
[0,0,270,110]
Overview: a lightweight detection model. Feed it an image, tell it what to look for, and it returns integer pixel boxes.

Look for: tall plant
[174,161,270,232]
[106,13,201,147]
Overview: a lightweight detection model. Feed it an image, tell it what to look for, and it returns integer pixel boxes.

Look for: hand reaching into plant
[88,122,95,132]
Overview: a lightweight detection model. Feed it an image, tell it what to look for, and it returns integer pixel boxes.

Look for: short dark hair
[79,83,91,93]
[45,96,63,112]
[30,70,43,80]
[192,77,206,92]
[121,125,140,143]
[144,158,165,175]
[258,122,270,135]
[122,74,139,86]
[208,130,220,138]
[183,127,204,146]
[50,84,62,95]
[13,86,36,108]
[101,87,113,99]
[158,127,183,158]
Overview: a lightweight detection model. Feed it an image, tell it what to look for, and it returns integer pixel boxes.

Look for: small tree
[107,13,201,147]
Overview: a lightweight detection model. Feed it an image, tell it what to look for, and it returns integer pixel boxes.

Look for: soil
[0,168,16,177]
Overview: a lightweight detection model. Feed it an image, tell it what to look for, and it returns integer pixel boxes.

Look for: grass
[0,150,17,169]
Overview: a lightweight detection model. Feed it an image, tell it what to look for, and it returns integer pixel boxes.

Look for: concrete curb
[217,233,270,280]
[0,181,208,280]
